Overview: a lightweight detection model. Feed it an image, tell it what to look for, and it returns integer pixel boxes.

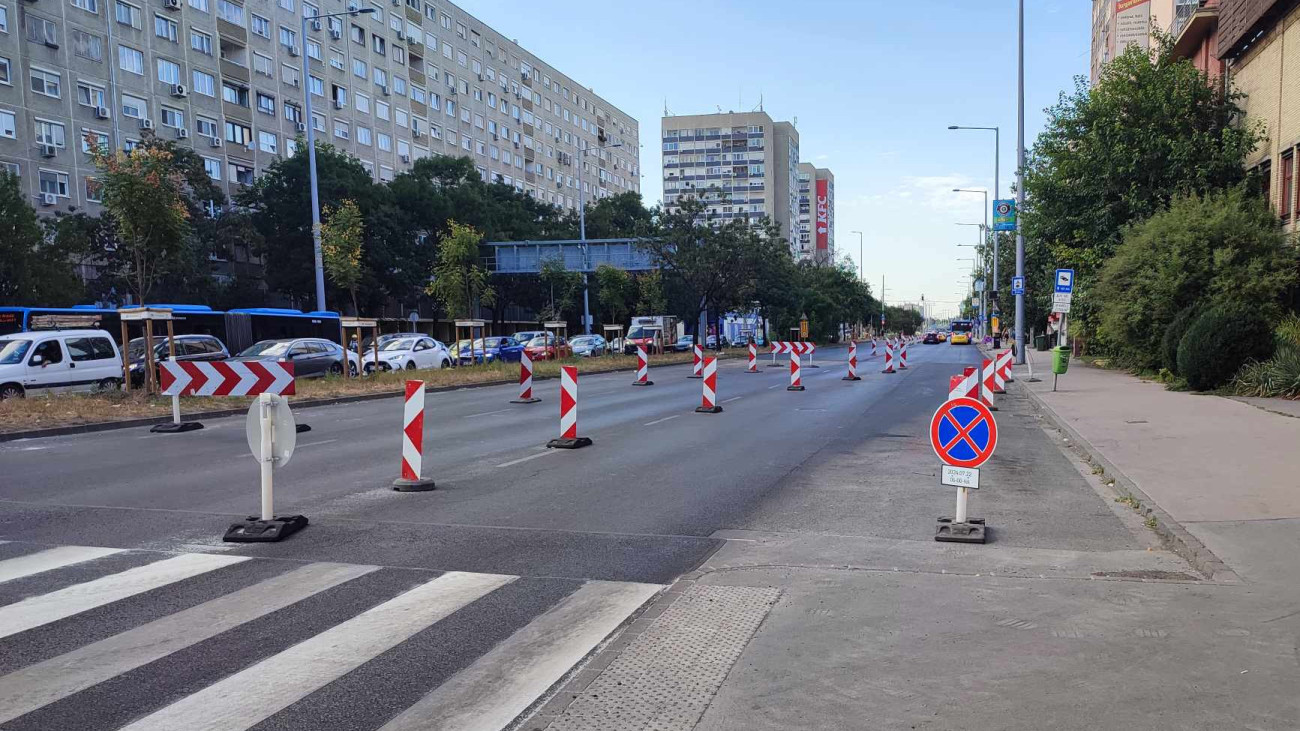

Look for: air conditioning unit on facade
[381,86,391,96]
[311,19,322,31]
[329,28,341,39]
[39,144,57,158]
[296,122,307,132]
[164,0,180,9]
[177,127,190,139]
[396,31,406,41]
[140,118,154,130]
[209,136,222,147]
[95,106,110,119]
[400,153,410,163]
[171,84,187,98]
[41,193,57,206]
[288,45,300,57]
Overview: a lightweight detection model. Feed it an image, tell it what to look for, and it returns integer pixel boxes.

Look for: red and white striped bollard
[881,341,896,373]
[689,344,703,378]
[511,351,541,403]
[393,380,436,491]
[696,357,723,412]
[632,345,653,386]
[746,342,758,373]
[898,339,909,369]
[980,358,998,411]
[843,340,861,381]
[787,350,805,391]
[547,366,592,448]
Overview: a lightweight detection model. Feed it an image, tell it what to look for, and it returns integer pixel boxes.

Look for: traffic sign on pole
[930,397,998,468]
[993,199,1016,231]
[1011,276,1025,296]
[1054,268,1075,294]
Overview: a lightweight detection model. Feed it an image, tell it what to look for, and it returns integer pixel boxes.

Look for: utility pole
[1014,0,1027,363]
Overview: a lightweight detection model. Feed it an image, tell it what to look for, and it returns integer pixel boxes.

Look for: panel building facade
[0,0,639,215]
[796,162,833,264]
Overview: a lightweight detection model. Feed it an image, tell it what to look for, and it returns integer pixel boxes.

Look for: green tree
[426,220,494,319]
[593,263,635,325]
[89,140,191,303]
[578,192,657,239]
[635,270,667,315]
[0,174,86,305]
[538,257,581,322]
[1096,188,1297,369]
[1023,40,1263,338]
[321,199,365,315]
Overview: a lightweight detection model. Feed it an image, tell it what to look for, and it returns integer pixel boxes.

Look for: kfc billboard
[815,179,829,251]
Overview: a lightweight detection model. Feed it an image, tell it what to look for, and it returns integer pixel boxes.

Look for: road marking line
[0,545,124,585]
[768,385,781,389]
[0,553,249,640]
[464,409,512,419]
[722,396,743,403]
[119,571,515,731]
[0,562,377,724]
[378,580,662,731]
[294,439,338,450]
[495,450,558,468]
[643,415,681,427]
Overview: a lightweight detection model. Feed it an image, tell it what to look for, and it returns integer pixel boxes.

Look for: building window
[356,126,371,145]
[333,120,348,140]
[224,120,251,145]
[1282,151,1294,221]
[371,34,385,54]
[114,0,140,28]
[258,130,277,153]
[250,14,269,37]
[222,81,248,106]
[217,0,243,24]
[80,130,109,154]
[281,64,299,86]
[279,26,296,50]
[73,0,99,13]
[120,94,146,118]
[283,103,301,124]
[393,76,406,95]
[308,75,323,97]
[354,93,369,114]
[253,52,273,77]
[376,100,389,120]
[305,39,320,60]
[29,67,62,98]
[73,31,103,62]
[154,14,177,41]
[350,23,363,44]
[352,59,367,79]
[229,162,254,185]
[39,169,70,197]
[192,70,216,96]
[329,48,344,71]
[188,0,207,11]
[256,92,274,114]
[377,132,390,151]
[196,116,218,137]
[277,0,292,11]
[156,58,181,85]
[163,107,186,129]
[393,46,405,65]
[77,82,106,108]
[118,45,144,75]
[191,29,213,55]
[0,109,14,138]
[203,156,221,180]
[0,162,18,178]
[85,177,103,202]
[373,67,387,88]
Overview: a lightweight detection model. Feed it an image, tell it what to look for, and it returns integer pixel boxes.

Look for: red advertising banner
[815,179,829,251]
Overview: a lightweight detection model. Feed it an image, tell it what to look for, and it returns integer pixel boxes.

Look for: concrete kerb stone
[0,355,738,443]
[1015,376,1239,584]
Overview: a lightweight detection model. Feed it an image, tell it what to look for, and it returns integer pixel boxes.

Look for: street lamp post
[850,230,864,280]
[1015,0,1027,363]
[303,7,374,314]
[954,188,999,346]
[948,124,1000,336]
[957,222,987,338]
[578,141,623,335]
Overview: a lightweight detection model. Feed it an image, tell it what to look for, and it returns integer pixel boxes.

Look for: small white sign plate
[1052,292,1073,314]
[941,465,980,489]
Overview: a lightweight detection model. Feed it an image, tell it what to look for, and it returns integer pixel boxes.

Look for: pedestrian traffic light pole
[1014,0,1027,364]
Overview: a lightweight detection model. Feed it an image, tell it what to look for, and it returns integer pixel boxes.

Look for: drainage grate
[544,584,780,731]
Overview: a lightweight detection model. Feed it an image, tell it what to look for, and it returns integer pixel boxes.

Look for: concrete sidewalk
[1019,348,1300,586]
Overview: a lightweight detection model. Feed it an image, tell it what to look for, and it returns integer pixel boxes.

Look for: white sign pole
[955,488,969,523]
[259,393,274,522]
[171,394,181,426]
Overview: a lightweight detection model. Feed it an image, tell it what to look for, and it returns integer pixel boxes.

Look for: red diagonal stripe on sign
[404,410,424,454]
[159,364,176,393]
[210,361,239,396]
[246,361,276,395]
[183,363,208,396]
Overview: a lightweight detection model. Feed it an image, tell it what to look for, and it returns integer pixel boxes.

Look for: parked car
[456,336,525,365]
[363,337,451,373]
[523,333,570,360]
[126,333,229,387]
[672,335,695,352]
[570,335,607,357]
[0,329,123,399]
[355,332,424,353]
[229,338,358,378]
[922,331,940,345]
[512,330,545,346]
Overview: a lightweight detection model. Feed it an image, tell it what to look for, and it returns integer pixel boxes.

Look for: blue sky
[461,0,1090,318]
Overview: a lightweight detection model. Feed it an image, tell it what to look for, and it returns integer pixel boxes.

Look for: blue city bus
[0,306,118,337]
[223,308,342,354]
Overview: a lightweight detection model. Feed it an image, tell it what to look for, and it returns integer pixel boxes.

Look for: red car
[523,333,570,360]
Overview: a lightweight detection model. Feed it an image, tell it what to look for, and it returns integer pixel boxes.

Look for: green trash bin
[1052,345,1070,375]
[1034,335,1048,352]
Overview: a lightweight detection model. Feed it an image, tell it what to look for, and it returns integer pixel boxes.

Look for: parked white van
[0,329,123,400]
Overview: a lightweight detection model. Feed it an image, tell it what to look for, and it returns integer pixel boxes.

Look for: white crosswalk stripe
[0,543,664,731]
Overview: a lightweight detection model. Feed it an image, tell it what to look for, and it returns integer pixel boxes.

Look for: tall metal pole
[1014,0,1027,364]
[851,230,864,280]
[993,127,1000,297]
[578,147,590,335]
[303,13,325,313]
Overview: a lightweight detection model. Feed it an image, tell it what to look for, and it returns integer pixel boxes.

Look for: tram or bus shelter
[340,317,379,378]
[454,319,488,365]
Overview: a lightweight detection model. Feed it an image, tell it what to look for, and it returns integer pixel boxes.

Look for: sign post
[225,393,307,542]
[993,200,1016,231]
[930,396,998,544]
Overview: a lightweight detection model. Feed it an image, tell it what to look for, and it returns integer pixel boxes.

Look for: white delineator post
[746,342,758,373]
[696,356,722,413]
[871,339,878,356]
[547,365,591,449]
[981,357,998,411]
[803,342,819,368]
[882,341,896,373]
[511,351,541,404]
[843,340,861,381]
[393,380,435,491]
[945,383,972,523]
[632,345,653,386]
[787,350,805,391]
[898,340,909,369]
[690,344,704,378]
[258,393,275,520]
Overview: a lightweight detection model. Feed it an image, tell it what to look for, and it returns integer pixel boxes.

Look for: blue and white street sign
[1011,276,1025,296]
[1054,269,1075,294]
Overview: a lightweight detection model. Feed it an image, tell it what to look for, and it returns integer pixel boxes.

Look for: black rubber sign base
[547,436,593,449]
[223,514,309,543]
[842,375,862,381]
[695,405,723,413]
[150,421,204,434]
[934,517,987,544]
[392,477,437,492]
[510,397,541,404]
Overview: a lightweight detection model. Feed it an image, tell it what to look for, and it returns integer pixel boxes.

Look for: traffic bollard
[393,380,436,491]
[787,350,805,391]
[882,342,896,373]
[843,340,861,381]
[632,345,653,386]
[511,351,541,403]
[746,342,759,373]
[696,357,723,413]
[547,366,592,449]
[689,344,703,378]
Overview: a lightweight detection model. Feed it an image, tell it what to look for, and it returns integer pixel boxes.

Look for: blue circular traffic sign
[930,397,998,468]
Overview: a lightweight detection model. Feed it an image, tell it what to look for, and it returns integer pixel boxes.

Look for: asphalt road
[0,340,982,730]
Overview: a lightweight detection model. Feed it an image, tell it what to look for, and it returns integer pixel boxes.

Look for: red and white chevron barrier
[871,339,878,356]
[746,342,758,373]
[392,380,436,491]
[547,366,591,449]
[981,357,999,411]
[949,368,979,401]
[161,360,295,396]
[881,341,896,373]
[696,356,722,413]
[768,341,816,355]
[787,350,805,391]
[690,344,704,378]
[632,345,653,386]
[511,351,541,403]
[843,340,861,381]
[990,351,1007,394]
[997,349,1015,384]
[899,340,909,370]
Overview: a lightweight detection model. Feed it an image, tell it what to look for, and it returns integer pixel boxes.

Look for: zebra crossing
[0,541,663,731]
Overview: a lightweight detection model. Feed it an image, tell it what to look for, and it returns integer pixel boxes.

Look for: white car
[0,329,124,399]
[362,336,451,373]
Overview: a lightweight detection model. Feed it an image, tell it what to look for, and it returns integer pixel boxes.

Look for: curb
[0,355,731,443]
[1016,374,1239,583]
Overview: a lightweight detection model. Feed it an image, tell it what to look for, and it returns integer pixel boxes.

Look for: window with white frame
[284,103,301,123]
[76,81,106,109]
[189,0,207,10]
[311,112,324,131]
[154,14,177,41]
[120,94,146,118]
[256,92,274,114]
[278,25,295,49]
[29,67,61,98]
[354,93,369,114]
[285,137,298,155]
[356,125,371,145]
[0,109,14,138]
[277,0,292,10]
[192,69,215,96]
[224,120,251,145]
[329,48,344,71]
[156,58,181,85]
[216,0,243,24]
[80,129,107,153]
[250,14,268,37]
[376,101,389,121]
[398,139,410,157]
[0,5,7,33]
[253,52,272,76]
[39,169,70,197]
[308,75,323,96]
[352,59,367,79]
[393,46,405,65]
[258,130,277,153]
[377,132,390,151]
[229,162,254,185]
[393,76,406,95]
[395,108,407,128]
[333,120,348,140]
[373,67,386,88]
[281,64,299,86]
[305,39,320,60]
[196,115,217,137]
[203,156,221,180]
[85,177,103,203]
[191,29,213,54]
[118,45,144,75]
[73,0,98,13]
[73,31,103,62]
[160,106,184,128]
[114,1,140,27]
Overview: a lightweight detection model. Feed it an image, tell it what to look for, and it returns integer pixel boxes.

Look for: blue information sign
[1011,276,1025,296]
[1054,269,1075,294]
[993,200,1016,231]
